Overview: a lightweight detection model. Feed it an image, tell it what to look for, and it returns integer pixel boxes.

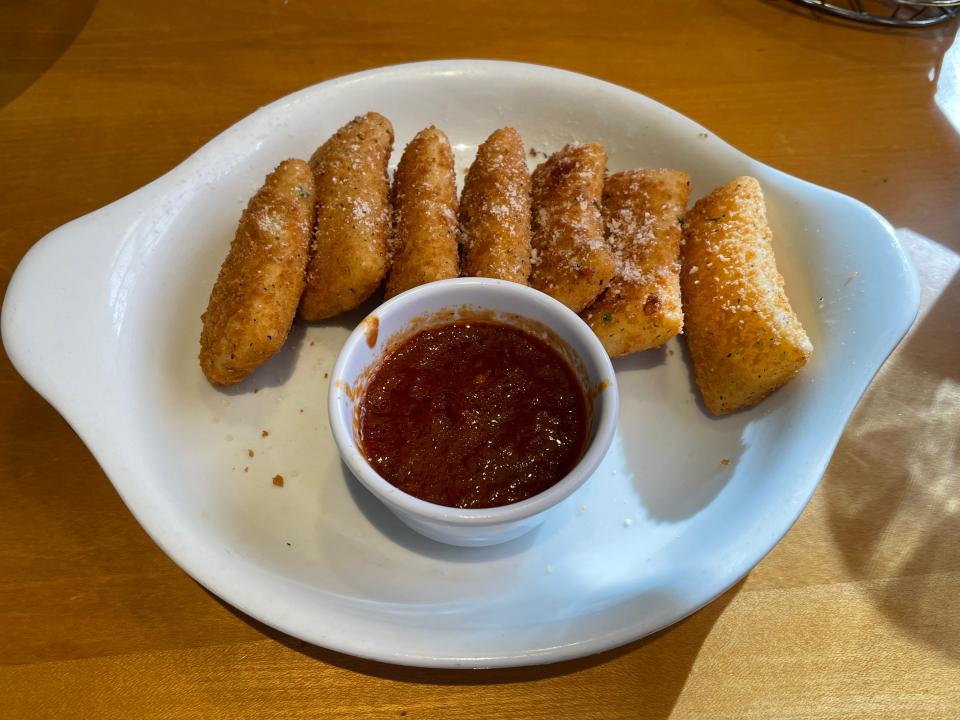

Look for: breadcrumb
[199,159,315,385]
[529,143,615,311]
[299,112,394,320]
[459,128,532,283]
[385,126,459,298]
[582,169,690,356]
[681,176,812,414]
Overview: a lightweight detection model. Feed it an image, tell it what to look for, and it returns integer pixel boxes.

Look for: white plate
[1,61,919,668]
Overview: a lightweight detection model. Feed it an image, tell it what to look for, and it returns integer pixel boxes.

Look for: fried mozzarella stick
[385,126,460,298]
[200,159,315,385]
[681,176,812,415]
[582,169,691,357]
[530,143,615,312]
[299,112,393,320]
[459,127,532,283]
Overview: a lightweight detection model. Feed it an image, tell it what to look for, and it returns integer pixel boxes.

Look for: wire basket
[790,0,960,26]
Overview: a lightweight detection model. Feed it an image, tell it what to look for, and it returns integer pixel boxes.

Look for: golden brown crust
[529,143,615,312]
[681,176,813,414]
[384,126,459,299]
[582,169,691,357]
[200,159,315,385]
[299,112,394,321]
[459,128,532,284]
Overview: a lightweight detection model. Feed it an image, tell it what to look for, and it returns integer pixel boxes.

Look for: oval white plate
[1,61,919,668]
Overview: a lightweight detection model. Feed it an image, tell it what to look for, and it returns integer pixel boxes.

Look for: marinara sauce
[359,321,588,508]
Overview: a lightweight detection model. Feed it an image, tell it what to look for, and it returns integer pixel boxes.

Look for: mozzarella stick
[582,170,691,357]
[200,159,315,385]
[299,112,393,321]
[385,126,459,298]
[681,176,812,415]
[459,127,532,284]
[530,143,615,312]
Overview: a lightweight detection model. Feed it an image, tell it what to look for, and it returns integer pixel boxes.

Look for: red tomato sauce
[359,321,588,508]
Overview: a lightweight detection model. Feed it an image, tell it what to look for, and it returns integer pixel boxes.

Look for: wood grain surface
[1,1,959,717]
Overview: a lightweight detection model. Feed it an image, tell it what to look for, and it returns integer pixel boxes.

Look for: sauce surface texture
[359,321,588,508]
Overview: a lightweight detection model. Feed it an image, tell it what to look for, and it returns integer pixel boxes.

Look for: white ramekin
[328,277,618,547]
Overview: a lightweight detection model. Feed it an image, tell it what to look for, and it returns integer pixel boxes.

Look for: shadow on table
[0,0,98,110]
[212,579,741,715]
[823,270,960,660]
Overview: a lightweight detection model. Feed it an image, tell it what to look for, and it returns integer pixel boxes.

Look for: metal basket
[790,0,960,27]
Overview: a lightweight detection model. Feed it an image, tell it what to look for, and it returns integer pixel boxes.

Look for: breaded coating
[459,128,532,284]
[385,126,460,298]
[529,143,615,312]
[299,112,394,320]
[200,160,315,385]
[681,176,812,415]
[582,169,691,357]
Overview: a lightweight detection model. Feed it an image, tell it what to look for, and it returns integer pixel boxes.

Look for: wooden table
[2,1,958,717]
